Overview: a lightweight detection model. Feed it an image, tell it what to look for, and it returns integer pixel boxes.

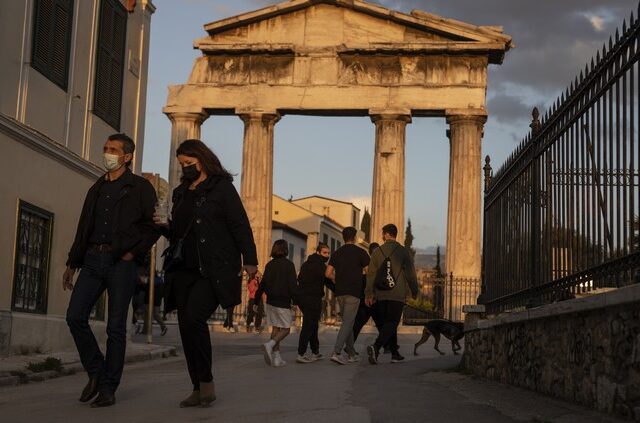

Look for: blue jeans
[66,251,138,393]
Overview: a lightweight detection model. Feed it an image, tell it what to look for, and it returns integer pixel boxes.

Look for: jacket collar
[175,175,226,196]
[101,167,135,185]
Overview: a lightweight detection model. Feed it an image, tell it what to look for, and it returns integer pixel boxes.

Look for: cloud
[587,14,605,32]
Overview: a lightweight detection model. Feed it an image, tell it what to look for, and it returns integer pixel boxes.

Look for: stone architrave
[445,111,487,280]
[370,111,411,244]
[238,111,280,270]
[166,111,208,190]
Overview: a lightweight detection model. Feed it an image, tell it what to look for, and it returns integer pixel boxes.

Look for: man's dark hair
[368,242,380,255]
[176,139,234,183]
[382,224,398,238]
[316,242,329,253]
[342,226,357,242]
[271,239,289,259]
[108,133,135,167]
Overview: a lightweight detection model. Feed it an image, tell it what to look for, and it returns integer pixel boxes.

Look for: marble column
[370,111,411,244]
[445,112,487,281]
[238,111,280,271]
[166,111,208,190]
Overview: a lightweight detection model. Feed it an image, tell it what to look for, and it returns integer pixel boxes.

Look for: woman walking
[155,139,258,407]
[255,240,298,367]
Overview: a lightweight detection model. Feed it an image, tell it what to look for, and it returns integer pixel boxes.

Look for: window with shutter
[31,0,74,90]
[93,0,127,130]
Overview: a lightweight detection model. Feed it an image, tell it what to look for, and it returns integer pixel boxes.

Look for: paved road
[0,326,621,422]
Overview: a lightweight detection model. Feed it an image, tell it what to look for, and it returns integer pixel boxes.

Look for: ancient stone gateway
[164,0,512,284]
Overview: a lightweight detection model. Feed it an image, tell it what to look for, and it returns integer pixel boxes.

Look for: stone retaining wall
[463,284,640,420]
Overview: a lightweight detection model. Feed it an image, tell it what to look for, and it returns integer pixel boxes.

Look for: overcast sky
[141,0,637,249]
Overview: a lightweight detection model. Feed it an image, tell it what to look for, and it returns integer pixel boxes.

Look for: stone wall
[464,284,640,420]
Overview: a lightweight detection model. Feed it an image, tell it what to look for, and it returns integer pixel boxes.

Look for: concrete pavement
[0,327,622,422]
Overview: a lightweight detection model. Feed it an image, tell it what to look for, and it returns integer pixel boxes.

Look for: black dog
[413,319,464,356]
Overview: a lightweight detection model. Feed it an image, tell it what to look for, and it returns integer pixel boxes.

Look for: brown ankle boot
[179,390,200,408]
[199,382,216,407]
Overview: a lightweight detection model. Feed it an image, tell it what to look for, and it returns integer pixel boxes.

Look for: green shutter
[31,0,73,90]
[93,0,127,130]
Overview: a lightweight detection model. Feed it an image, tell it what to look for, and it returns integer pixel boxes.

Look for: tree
[405,219,416,261]
[434,245,444,278]
[361,207,371,242]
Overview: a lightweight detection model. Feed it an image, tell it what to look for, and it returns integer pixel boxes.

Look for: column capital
[445,108,487,126]
[369,109,412,124]
[164,109,209,125]
[237,109,281,125]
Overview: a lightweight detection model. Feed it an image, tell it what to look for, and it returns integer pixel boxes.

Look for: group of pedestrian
[61,134,417,410]
[254,224,418,368]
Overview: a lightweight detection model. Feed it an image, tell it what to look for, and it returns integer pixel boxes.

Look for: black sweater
[297,253,335,298]
[255,257,298,308]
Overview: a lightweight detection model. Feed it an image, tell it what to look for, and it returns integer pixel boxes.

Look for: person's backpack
[374,244,401,291]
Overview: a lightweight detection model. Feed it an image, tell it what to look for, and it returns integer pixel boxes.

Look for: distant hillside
[414,253,445,271]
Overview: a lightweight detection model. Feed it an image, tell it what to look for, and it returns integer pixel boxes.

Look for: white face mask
[103,153,124,171]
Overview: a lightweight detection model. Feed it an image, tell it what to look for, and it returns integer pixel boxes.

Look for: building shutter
[31,0,74,90]
[93,0,127,130]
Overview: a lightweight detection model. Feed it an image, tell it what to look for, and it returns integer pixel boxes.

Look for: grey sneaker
[311,353,323,361]
[296,354,313,364]
[348,354,361,363]
[262,342,274,366]
[330,353,348,365]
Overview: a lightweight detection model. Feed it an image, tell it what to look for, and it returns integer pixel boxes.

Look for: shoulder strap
[380,244,400,260]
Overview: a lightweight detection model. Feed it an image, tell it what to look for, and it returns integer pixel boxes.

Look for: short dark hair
[271,239,289,259]
[176,139,234,183]
[316,242,329,253]
[108,133,135,167]
[342,226,357,242]
[382,224,398,238]
[368,242,380,255]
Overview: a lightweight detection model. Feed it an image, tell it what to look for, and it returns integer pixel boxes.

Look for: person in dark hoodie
[254,240,298,367]
[295,243,334,363]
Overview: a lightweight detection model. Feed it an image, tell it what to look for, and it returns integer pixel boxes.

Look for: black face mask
[320,255,329,263]
[182,164,200,181]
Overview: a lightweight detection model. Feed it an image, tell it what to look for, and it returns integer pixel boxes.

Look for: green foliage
[360,207,371,242]
[406,296,433,312]
[405,218,416,260]
[26,357,63,373]
[434,245,444,278]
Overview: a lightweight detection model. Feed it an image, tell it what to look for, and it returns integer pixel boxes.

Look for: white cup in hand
[154,201,169,225]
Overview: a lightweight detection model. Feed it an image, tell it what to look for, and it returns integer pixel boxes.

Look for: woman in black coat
[154,139,258,407]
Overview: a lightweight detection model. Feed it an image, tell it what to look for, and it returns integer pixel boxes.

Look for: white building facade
[0,0,155,354]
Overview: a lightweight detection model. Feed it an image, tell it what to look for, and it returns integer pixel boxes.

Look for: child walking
[254,240,298,367]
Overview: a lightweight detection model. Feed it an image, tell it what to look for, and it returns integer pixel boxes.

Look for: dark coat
[66,169,159,268]
[255,257,298,309]
[297,253,334,298]
[164,176,258,311]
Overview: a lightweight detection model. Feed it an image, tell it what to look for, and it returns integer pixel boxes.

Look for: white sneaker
[348,354,361,363]
[330,353,347,365]
[262,342,274,366]
[296,354,313,364]
[273,352,287,367]
[311,353,323,361]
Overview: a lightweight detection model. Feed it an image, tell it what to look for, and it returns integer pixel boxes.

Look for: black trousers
[170,269,219,390]
[66,251,138,394]
[353,300,398,352]
[246,299,263,328]
[373,300,405,352]
[298,296,322,355]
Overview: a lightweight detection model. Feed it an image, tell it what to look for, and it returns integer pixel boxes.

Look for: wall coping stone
[472,283,640,330]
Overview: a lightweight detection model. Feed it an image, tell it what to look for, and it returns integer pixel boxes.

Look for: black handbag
[162,216,195,272]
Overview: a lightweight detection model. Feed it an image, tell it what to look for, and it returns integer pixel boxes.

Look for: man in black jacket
[62,134,159,408]
[296,243,334,363]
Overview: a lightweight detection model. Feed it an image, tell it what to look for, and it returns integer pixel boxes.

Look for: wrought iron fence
[482,5,640,313]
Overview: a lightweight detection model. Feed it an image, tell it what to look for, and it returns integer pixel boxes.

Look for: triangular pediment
[195,0,512,63]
